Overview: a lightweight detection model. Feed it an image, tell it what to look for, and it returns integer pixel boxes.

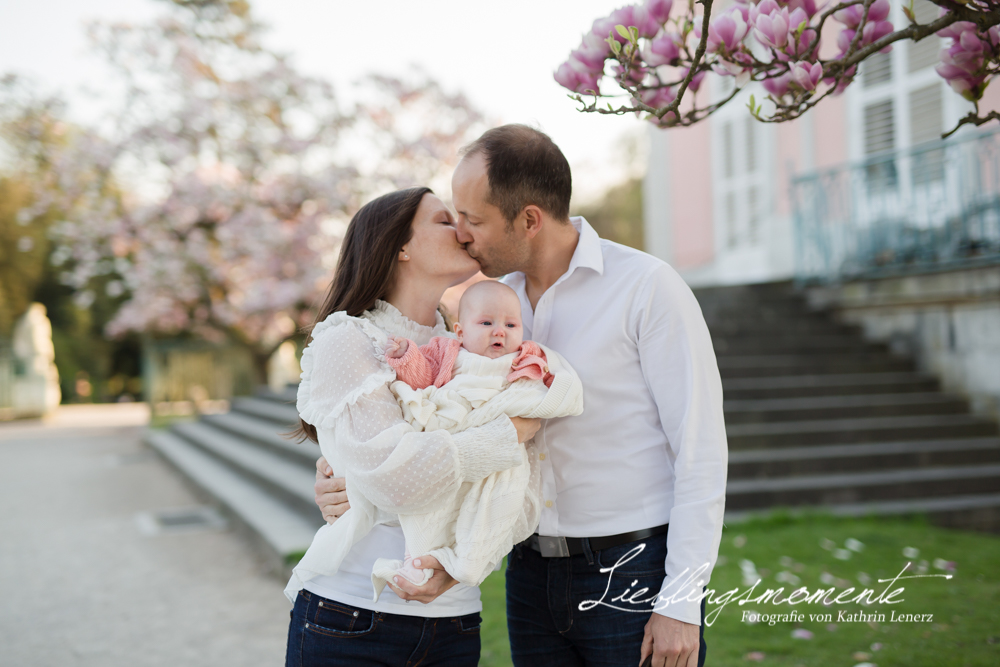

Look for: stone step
[144,429,320,563]
[717,353,913,378]
[712,335,879,355]
[203,411,319,467]
[725,493,1000,532]
[726,463,1000,510]
[230,395,300,427]
[171,420,318,516]
[257,385,299,403]
[724,393,969,423]
[728,437,1000,478]
[722,372,940,399]
[726,414,998,448]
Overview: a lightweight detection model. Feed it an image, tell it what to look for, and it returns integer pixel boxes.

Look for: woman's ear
[398,248,410,261]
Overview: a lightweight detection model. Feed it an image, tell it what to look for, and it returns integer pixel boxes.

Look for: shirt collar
[504,216,604,292]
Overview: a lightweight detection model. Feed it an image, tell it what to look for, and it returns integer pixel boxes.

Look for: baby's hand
[385,336,409,359]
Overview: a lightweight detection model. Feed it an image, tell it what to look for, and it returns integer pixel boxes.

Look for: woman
[286,187,540,666]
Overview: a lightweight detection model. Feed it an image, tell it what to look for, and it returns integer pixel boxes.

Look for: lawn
[478,514,1000,667]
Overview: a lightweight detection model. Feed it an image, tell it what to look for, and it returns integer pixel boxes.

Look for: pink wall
[668,120,714,269]
[812,94,848,169]
[980,82,1000,116]
[774,119,802,217]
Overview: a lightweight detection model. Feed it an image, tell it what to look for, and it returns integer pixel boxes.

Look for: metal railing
[791,128,1000,283]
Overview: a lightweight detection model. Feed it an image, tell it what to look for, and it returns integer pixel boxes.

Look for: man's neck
[523,220,580,311]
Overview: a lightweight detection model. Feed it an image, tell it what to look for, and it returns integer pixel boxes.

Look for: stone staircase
[143,282,1000,568]
[144,387,322,568]
[695,281,1000,531]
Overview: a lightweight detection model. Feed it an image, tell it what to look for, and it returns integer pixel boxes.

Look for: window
[864,100,896,190]
[716,115,765,249]
[908,0,941,73]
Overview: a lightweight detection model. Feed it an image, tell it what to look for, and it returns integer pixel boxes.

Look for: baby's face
[455,289,524,359]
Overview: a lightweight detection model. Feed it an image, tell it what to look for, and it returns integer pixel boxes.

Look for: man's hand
[509,416,541,443]
[385,335,409,359]
[639,613,700,667]
[314,456,350,524]
[386,555,459,603]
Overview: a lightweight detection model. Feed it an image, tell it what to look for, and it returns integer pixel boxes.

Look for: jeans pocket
[307,599,377,638]
[457,612,482,634]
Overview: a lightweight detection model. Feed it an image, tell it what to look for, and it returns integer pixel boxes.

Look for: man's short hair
[460,124,572,226]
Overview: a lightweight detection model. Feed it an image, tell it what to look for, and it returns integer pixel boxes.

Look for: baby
[385,279,552,394]
[371,281,582,594]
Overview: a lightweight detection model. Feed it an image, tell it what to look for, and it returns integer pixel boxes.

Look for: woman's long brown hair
[290,186,432,443]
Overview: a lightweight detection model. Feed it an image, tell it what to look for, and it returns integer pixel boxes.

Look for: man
[315,124,727,667]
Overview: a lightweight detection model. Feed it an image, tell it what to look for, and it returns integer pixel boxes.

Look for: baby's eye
[506,323,517,328]
[481,321,492,326]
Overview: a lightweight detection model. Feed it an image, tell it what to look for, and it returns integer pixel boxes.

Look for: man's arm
[634,264,727,634]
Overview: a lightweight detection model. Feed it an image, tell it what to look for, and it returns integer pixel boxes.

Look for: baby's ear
[452,323,464,340]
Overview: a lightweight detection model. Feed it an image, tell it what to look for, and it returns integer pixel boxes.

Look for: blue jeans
[505,536,707,667]
[285,590,481,667]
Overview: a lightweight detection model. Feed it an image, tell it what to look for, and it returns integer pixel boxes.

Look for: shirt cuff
[453,415,522,482]
[652,575,706,626]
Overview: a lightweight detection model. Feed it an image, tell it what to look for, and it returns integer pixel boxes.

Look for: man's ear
[522,205,544,239]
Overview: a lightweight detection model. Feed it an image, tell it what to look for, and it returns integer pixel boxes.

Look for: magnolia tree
[555,0,1000,136]
[5,0,483,381]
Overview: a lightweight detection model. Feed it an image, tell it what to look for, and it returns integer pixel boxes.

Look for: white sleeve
[634,264,728,626]
[299,316,524,516]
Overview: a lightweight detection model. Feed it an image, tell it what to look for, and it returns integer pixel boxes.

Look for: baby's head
[453,281,523,359]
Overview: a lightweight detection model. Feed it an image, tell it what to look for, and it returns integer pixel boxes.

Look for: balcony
[792,128,1000,283]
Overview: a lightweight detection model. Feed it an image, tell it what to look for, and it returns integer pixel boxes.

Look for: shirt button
[539,453,546,461]
[545,500,553,508]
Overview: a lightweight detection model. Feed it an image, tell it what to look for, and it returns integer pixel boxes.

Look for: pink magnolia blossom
[754,7,791,49]
[555,61,601,93]
[763,71,793,97]
[637,83,676,107]
[834,0,890,29]
[645,0,674,24]
[707,7,750,54]
[789,61,823,90]
[642,31,683,66]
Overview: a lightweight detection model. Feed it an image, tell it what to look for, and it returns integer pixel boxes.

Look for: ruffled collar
[362,299,450,346]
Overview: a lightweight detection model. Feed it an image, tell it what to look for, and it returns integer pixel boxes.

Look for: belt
[523,523,669,558]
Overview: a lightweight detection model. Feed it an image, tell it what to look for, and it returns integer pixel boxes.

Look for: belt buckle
[537,535,570,558]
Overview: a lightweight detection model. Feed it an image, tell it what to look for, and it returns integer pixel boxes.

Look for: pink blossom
[763,71,793,97]
[645,0,673,24]
[569,45,608,72]
[554,62,601,93]
[834,0,890,29]
[784,0,818,18]
[754,7,791,50]
[749,0,781,25]
[637,84,676,107]
[789,61,823,90]
[707,7,749,54]
[642,32,683,66]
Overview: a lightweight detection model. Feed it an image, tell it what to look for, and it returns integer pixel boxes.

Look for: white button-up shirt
[502,217,728,625]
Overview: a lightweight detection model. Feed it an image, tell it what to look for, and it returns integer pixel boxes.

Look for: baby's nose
[493,327,505,337]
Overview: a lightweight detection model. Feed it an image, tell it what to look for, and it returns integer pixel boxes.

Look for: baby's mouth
[491,341,504,351]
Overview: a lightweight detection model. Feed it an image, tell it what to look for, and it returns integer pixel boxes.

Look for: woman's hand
[387,555,459,603]
[314,456,350,524]
[509,416,541,443]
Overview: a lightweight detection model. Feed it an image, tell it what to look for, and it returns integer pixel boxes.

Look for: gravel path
[0,406,291,667]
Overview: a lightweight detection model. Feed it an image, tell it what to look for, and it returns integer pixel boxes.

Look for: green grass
[478,514,1000,667]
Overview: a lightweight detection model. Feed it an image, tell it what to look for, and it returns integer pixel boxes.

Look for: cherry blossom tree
[555,0,1000,137]
[5,0,483,382]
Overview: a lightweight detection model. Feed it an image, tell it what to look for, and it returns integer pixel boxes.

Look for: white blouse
[288,300,523,617]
